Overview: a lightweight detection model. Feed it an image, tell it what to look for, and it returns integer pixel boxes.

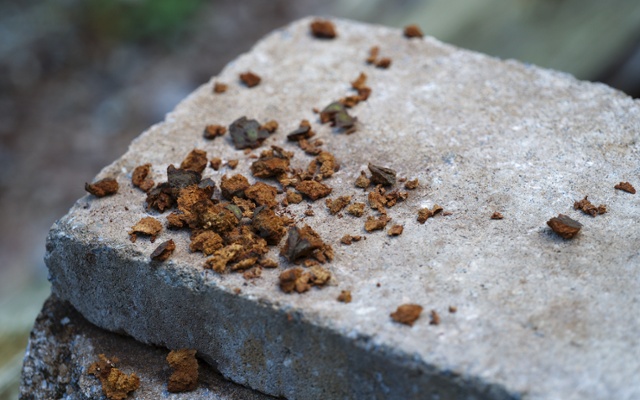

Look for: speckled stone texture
[19,295,273,399]
[45,17,639,400]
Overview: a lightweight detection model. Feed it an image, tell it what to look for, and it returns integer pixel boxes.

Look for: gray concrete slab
[19,295,274,399]
[45,17,640,400]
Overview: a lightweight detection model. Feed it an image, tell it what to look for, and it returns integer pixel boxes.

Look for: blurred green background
[2,0,640,398]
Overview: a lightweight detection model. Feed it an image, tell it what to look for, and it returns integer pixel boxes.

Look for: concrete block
[19,295,273,399]
[45,17,640,399]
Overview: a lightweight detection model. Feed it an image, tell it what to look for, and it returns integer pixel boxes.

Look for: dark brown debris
[404,24,424,38]
[310,19,337,39]
[252,207,286,245]
[375,57,392,69]
[615,181,636,194]
[340,234,362,245]
[391,304,423,326]
[337,290,352,303]
[429,310,440,325]
[286,190,303,204]
[448,306,457,313]
[229,116,271,149]
[281,225,333,264]
[132,164,154,192]
[129,217,163,243]
[189,231,224,255]
[491,212,504,220]
[417,205,443,223]
[213,82,227,93]
[227,159,239,170]
[287,120,315,141]
[306,151,339,180]
[239,71,261,88]
[151,239,176,261]
[295,180,332,200]
[547,214,582,239]
[368,163,396,186]
[365,215,391,232]
[166,349,199,393]
[88,354,140,400]
[245,182,278,208]
[355,171,371,188]
[574,196,606,217]
[85,178,119,198]
[209,157,222,171]
[180,149,208,174]
[366,46,380,64]
[279,265,332,294]
[203,124,227,140]
[220,174,250,200]
[319,101,356,132]
[326,196,352,215]
[261,120,279,133]
[388,225,403,236]
[250,147,292,178]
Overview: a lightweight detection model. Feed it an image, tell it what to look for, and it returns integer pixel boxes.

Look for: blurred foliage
[78,0,206,46]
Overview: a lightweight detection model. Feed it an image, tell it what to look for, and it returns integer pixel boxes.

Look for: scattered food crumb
[213,82,227,93]
[326,196,352,215]
[295,180,332,200]
[404,24,424,38]
[129,217,163,243]
[615,181,636,194]
[310,19,337,39]
[574,196,606,217]
[417,205,443,223]
[304,209,315,216]
[250,147,292,178]
[245,182,278,208]
[203,124,227,140]
[132,164,154,192]
[220,174,250,200]
[346,202,365,217]
[261,120,279,133]
[180,149,208,174]
[366,46,379,64]
[210,157,222,171]
[355,171,371,188]
[388,224,403,236]
[279,268,311,293]
[85,178,119,198]
[166,349,199,393]
[375,57,392,69]
[491,212,504,220]
[233,287,241,294]
[391,304,423,326]
[547,214,582,239]
[368,163,396,186]
[320,101,356,132]
[286,190,303,204]
[404,178,419,190]
[337,290,352,303]
[252,207,286,245]
[365,215,391,232]
[227,159,239,169]
[281,225,333,264]
[429,310,440,325]
[151,239,176,261]
[448,306,457,313]
[190,231,224,255]
[88,354,140,400]
[239,71,261,88]
[340,234,362,245]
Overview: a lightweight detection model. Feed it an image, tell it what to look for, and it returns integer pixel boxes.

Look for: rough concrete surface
[45,17,640,400]
[19,295,273,399]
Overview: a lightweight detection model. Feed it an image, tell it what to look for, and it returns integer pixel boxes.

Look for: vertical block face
[45,17,640,400]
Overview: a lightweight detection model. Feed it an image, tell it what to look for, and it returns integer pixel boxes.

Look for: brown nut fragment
[574,196,606,217]
[286,190,303,204]
[151,239,176,261]
[355,171,370,188]
[180,149,208,174]
[88,354,140,400]
[346,202,365,217]
[310,19,336,39]
[615,181,636,194]
[430,310,441,325]
[365,215,391,232]
[404,178,419,190]
[209,157,222,171]
[368,163,396,186]
[227,159,239,170]
[252,207,286,245]
[417,205,443,223]
[491,212,504,220]
[326,195,352,215]
[132,164,154,192]
[213,82,227,93]
[547,214,582,239]
[85,178,119,198]
[245,182,278,208]
[239,71,261,88]
[391,304,423,326]
[388,224,403,236]
[220,174,250,200]
[203,124,227,140]
[375,57,392,69]
[250,148,291,178]
[129,217,163,243]
[166,349,199,393]
[340,234,361,245]
[295,180,332,200]
[404,24,424,38]
[337,290,352,303]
